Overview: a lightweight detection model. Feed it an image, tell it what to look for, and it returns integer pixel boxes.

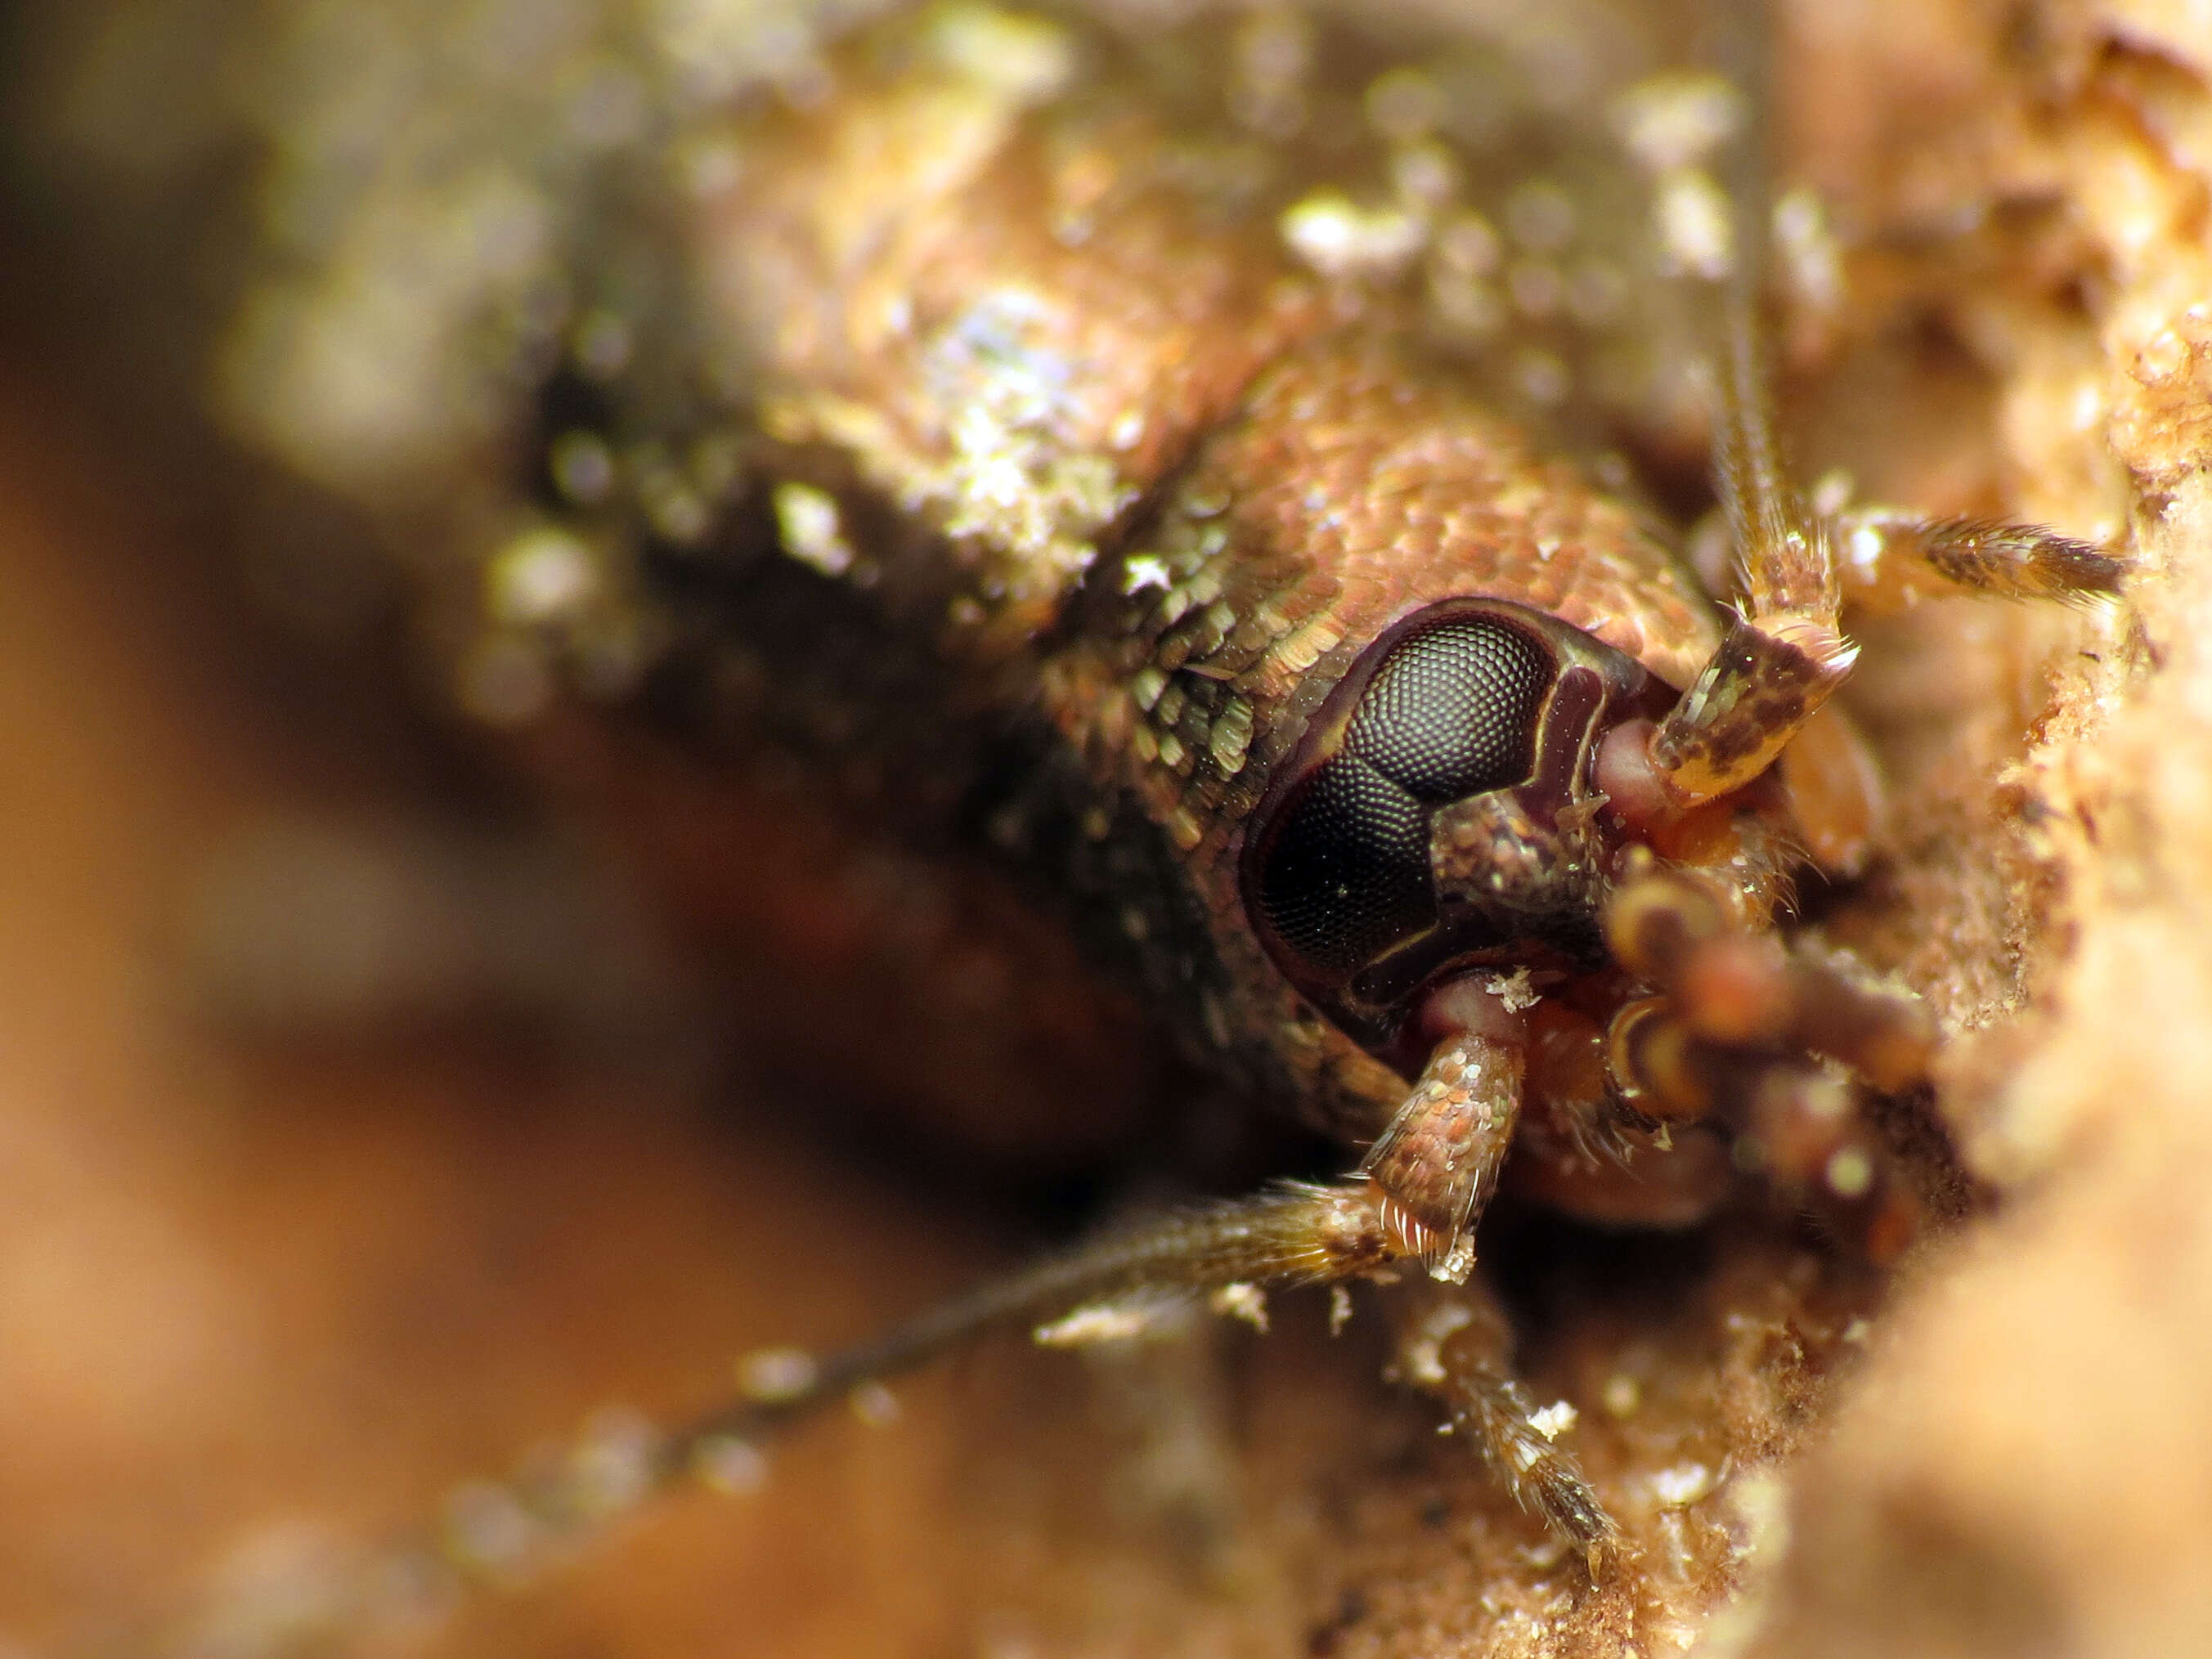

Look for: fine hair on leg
[1393,1283,1619,1573]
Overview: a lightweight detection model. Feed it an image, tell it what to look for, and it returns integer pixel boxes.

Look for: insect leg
[137,1181,1416,1657]
[1627,3,1853,811]
[1637,2,2122,809]
[1600,854,1932,1253]
[1394,1283,1620,1573]
[325,1181,1400,1594]
[1604,857,1936,1096]
[698,1159,1626,1569]
[1828,508,2127,611]
[1360,1029,1523,1286]
[346,1160,1633,1625]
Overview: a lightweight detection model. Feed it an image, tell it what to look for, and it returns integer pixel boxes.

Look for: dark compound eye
[1254,754,1433,974]
[1251,614,1557,981]
[1344,617,1551,802]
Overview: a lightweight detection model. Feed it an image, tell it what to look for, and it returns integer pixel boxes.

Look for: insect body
[151,0,2126,1645]
[476,0,2119,1577]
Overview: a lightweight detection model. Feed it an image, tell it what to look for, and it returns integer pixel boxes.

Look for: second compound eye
[1252,754,1434,975]
[1344,616,1551,802]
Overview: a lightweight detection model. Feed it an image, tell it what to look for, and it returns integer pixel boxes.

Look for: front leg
[312,1159,1625,1598]
[1599,850,1936,1257]
[1361,1007,1523,1285]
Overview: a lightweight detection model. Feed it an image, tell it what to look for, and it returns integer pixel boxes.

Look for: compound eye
[1253,755,1433,975]
[1344,617,1553,802]
[1247,611,1559,987]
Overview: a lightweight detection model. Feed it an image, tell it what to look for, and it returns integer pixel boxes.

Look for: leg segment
[145,1177,1531,1657]
[334,1168,1626,1629]
[1394,1283,1619,1573]
[1600,857,1933,1255]
[1604,859,1936,1095]
[1635,10,2120,814]
[266,1179,1395,1613]
[1833,508,2126,612]
[1632,0,1851,810]
[1361,1029,1522,1285]
[684,1177,1398,1446]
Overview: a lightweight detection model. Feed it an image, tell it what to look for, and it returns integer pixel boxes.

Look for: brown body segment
[698,14,1723,1136]
[700,33,1326,656]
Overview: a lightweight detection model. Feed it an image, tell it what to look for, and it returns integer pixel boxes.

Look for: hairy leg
[1626,6,2122,816]
[1648,298,1855,809]
[1599,853,1933,1254]
[1392,1281,1618,1574]
[1361,1028,1523,1285]
[1831,508,2125,612]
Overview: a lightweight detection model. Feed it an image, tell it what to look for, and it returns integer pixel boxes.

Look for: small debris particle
[1528,1400,1579,1441]
[848,1381,901,1427]
[486,527,598,628]
[1602,1374,1642,1418]
[1034,1300,1164,1347]
[773,481,856,577]
[1208,1282,1270,1332]
[1613,72,1743,173]
[737,1346,819,1404]
[693,1435,769,1496]
[1482,967,1542,1012]
[1649,1463,1716,1508]
[1824,1146,1875,1198]
[1653,168,1734,281]
[1519,1537,1567,1571]
[1281,191,1426,281]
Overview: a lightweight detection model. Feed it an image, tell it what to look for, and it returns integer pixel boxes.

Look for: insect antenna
[142,1181,1407,1657]
[1644,0,1859,807]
